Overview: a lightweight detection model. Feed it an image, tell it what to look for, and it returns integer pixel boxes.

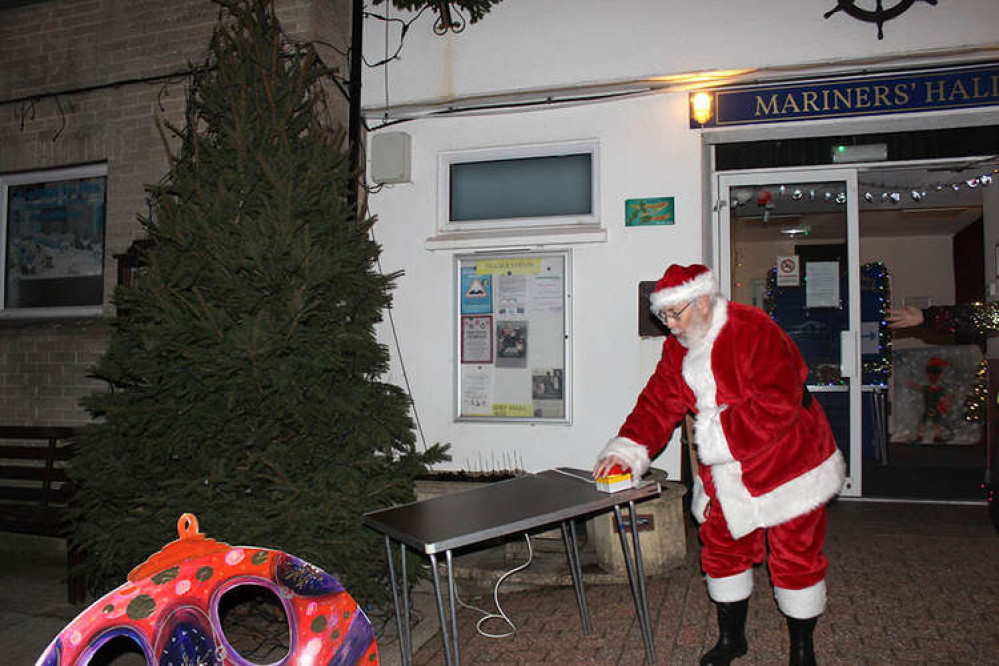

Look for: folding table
[363,467,662,665]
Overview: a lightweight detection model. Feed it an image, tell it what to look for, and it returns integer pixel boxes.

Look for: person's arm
[886,305,924,329]
[922,302,999,340]
[889,302,999,340]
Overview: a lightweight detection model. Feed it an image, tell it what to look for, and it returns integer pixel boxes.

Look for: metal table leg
[400,543,412,663]
[561,520,593,634]
[613,503,656,663]
[384,536,411,666]
[628,500,655,661]
[428,552,455,666]
[446,550,461,665]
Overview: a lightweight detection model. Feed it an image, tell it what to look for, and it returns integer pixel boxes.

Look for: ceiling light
[780,224,811,236]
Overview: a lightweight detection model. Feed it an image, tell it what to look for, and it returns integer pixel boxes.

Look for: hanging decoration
[964,359,988,423]
[730,164,998,211]
[861,261,892,383]
[823,0,938,40]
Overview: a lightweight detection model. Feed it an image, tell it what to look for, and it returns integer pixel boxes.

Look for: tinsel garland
[964,359,988,423]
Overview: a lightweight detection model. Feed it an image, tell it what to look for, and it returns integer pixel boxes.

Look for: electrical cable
[361,5,432,68]
[451,533,534,639]
[369,223,429,452]
[550,467,594,483]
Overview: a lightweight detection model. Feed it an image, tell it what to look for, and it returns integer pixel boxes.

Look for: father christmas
[594,263,845,666]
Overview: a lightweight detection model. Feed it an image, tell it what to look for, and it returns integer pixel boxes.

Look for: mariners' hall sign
[689,63,999,128]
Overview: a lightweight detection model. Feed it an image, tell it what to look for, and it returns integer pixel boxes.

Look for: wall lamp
[690,91,714,126]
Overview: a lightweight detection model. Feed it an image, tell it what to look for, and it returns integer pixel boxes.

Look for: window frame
[0,163,108,319]
[437,140,601,238]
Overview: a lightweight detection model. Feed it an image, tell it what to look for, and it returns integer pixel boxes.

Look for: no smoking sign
[776,255,800,287]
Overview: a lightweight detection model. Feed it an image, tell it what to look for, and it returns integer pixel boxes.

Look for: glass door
[717,169,862,497]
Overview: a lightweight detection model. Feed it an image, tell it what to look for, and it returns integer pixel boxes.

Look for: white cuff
[691,475,709,523]
[774,581,826,619]
[596,437,650,478]
[705,569,753,603]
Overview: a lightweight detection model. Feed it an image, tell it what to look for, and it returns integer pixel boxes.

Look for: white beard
[675,318,710,349]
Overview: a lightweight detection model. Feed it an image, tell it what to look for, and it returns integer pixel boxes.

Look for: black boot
[786,616,818,666]
[700,599,749,666]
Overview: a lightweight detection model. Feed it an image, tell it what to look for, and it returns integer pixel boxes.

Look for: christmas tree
[70,0,447,605]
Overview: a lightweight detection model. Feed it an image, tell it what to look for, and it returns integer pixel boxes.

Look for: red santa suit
[599,266,845,620]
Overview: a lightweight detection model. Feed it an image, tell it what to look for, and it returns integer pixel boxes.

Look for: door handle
[840,330,859,378]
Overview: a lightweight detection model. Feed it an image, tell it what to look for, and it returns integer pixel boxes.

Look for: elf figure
[913,357,951,443]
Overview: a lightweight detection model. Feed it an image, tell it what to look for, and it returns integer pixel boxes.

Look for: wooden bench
[0,426,84,603]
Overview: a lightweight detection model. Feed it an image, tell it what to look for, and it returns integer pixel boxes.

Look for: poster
[461,315,493,363]
[495,320,528,368]
[460,266,493,314]
[460,366,492,416]
[5,174,106,308]
[805,261,840,308]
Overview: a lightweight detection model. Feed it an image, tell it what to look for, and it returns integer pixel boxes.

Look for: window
[432,141,604,249]
[0,164,107,317]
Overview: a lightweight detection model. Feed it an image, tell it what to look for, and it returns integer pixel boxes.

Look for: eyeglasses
[655,301,691,324]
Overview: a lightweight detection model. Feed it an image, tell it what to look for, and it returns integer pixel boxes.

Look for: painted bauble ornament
[35,514,378,666]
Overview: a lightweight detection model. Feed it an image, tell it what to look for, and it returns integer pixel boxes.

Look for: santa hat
[925,357,950,372]
[650,263,718,310]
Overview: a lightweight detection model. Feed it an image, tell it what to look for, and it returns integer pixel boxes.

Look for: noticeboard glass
[455,251,570,423]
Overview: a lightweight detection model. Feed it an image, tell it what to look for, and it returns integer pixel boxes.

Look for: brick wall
[0,0,352,426]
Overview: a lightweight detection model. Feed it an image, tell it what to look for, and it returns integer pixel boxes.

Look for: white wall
[861,235,955,308]
[362,0,999,108]
[370,92,695,474]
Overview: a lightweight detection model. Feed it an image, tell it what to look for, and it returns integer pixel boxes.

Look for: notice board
[456,251,570,422]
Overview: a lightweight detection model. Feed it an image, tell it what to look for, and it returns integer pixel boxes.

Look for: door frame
[714,167,863,497]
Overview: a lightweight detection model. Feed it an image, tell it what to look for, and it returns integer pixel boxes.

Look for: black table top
[363,468,662,554]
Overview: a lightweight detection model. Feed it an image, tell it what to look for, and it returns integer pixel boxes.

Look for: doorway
[857,163,991,501]
[717,160,995,501]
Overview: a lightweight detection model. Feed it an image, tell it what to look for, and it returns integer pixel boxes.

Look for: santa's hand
[887,306,924,329]
[593,454,629,479]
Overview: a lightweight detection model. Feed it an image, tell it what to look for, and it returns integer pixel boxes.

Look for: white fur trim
[712,450,846,540]
[650,271,717,309]
[683,299,733,465]
[597,436,651,478]
[705,570,753,603]
[775,580,826,619]
[691,475,709,523]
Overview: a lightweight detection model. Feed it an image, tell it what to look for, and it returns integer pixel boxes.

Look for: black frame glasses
[655,300,691,325]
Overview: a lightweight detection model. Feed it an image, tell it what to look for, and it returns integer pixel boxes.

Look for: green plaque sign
[625,197,674,227]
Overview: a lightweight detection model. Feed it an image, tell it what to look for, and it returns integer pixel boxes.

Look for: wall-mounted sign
[625,197,675,227]
[690,63,999,128]
[776,255,801,287]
